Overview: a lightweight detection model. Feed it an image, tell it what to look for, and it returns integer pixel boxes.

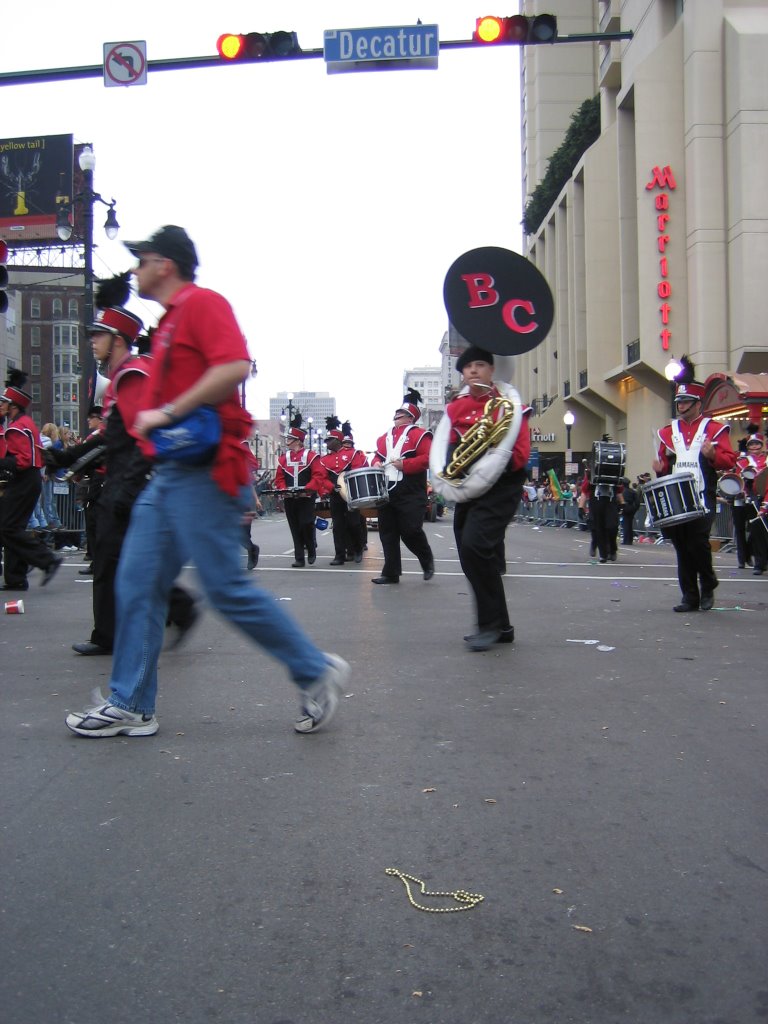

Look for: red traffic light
[216,31,300,61]
[474,15,506,44]
[473,14,557,45]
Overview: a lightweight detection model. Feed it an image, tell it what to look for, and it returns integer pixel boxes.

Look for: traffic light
[0,240,9,315]
[474,14,558,45]
[216,31,301,61]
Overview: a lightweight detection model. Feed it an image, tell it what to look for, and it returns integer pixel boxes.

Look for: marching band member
[320,417,366,565]
[652,357,737,612]
[444,347,531,651]
[275,414,330,567]
[581,437,624,563]
[0,370,63,590]
[371,389,434,585]
[739,427,767,575]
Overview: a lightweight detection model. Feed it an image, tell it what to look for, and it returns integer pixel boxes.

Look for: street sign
[323,24,438,74]
[103,41,147,87]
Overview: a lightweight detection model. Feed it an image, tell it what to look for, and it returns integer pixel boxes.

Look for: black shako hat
[456,345,495,374]
[124,225,198,276]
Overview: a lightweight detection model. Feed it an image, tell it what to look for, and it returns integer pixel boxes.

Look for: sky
[0,1,523,451]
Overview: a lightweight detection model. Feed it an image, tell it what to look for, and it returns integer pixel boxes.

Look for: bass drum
[591,441,626,484]
[338,467,389,509]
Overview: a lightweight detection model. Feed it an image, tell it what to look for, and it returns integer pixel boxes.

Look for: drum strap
[284,449,310,487]
[671,419,709,497]
[384,427,413,489]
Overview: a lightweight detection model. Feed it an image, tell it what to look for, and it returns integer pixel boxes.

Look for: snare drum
[591,441,626,484]
[338,467,389,509]
[642,472,706,527]
[717,472,744,500]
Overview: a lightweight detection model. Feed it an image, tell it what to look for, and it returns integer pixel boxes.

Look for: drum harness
[670,419,709,500]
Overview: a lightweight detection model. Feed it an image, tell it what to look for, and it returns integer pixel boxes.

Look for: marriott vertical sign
[645,165,677,353]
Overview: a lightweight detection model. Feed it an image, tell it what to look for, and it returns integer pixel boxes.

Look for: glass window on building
[53,354,60,374]
[31,355,41,375]
[68,298,78,318]
[30,298,41,319]
[31,325,41,347]
[54,383,61,403]
[31,383,41,403]
[61,353,70,374]
[52,298,63,317]
[53,323,78,348]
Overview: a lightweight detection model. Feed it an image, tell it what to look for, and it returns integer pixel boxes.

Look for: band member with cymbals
[321,416,366,565]
[275,414,330,567]
[0,370,63,590]
[444,347,532,651]
[652,356,737,612]
[738,427,767,575]
[371,388,434,585]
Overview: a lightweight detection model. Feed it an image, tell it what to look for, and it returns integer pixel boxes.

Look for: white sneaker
[294,653,349,734]
[65,700,159,737]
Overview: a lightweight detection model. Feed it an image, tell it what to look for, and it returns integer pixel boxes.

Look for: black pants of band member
[453,475,523,632]
[91,496,196,649]
[284,496,316,562]
[329,491,363,560]
[621,507,635,544]
[0,469,56,586]
[663,512,717,604]
[593,497,619,559]
[732,504,752,566]
[377,489,433,578]
[748,512,768,570]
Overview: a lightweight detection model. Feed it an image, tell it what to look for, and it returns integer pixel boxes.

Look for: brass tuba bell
[440,396,515,480]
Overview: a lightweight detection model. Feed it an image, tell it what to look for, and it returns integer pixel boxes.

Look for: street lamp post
[664,357,682,416]
[56,146,119,414]
[306,416,314,450]
[56,146,119,332]
[563,410,575,459]
[280,392,295,430]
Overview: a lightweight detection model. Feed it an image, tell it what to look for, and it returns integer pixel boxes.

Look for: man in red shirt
[65,225,349,738]
[442,347,531,651]
[652,361,737,611]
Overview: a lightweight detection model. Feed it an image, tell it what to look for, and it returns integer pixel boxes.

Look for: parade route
[2,516,766,1024]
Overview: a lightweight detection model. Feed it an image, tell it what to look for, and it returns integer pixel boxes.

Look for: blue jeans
[108,463,329,715]
[42,479,61,527]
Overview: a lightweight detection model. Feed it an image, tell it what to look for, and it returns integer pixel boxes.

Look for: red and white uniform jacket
[373,423,432,493]
[3,412,44,471]
[445,387,532,474]
[656,414,737,510]
[320,446,368,486]
[275,448,331,496]
[736,451,767,500]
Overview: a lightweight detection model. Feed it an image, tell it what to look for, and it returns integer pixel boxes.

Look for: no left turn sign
[103,41,147,87]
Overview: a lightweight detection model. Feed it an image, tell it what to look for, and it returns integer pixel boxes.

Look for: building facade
[518,0,768,479]
[6,271,88,434]
[268,391,336,434]
[403,365,443,432]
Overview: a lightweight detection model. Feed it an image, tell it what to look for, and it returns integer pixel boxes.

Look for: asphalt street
[2,511,767,1024]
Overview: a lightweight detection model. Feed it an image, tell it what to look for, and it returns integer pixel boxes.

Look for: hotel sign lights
[645,165,677,352]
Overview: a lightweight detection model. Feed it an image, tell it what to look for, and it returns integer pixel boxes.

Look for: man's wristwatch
[160,403,178,422]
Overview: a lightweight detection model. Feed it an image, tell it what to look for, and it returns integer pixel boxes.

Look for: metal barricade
[52,481,85,538]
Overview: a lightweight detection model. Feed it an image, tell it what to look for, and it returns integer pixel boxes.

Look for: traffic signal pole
[0,32,633,88]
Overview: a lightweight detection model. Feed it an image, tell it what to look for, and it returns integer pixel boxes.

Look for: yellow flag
[547,468,564,499]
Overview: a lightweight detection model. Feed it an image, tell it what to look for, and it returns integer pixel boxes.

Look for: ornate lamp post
[279,392,295,429]
[306,416,314,450]
[55,146,119,339]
